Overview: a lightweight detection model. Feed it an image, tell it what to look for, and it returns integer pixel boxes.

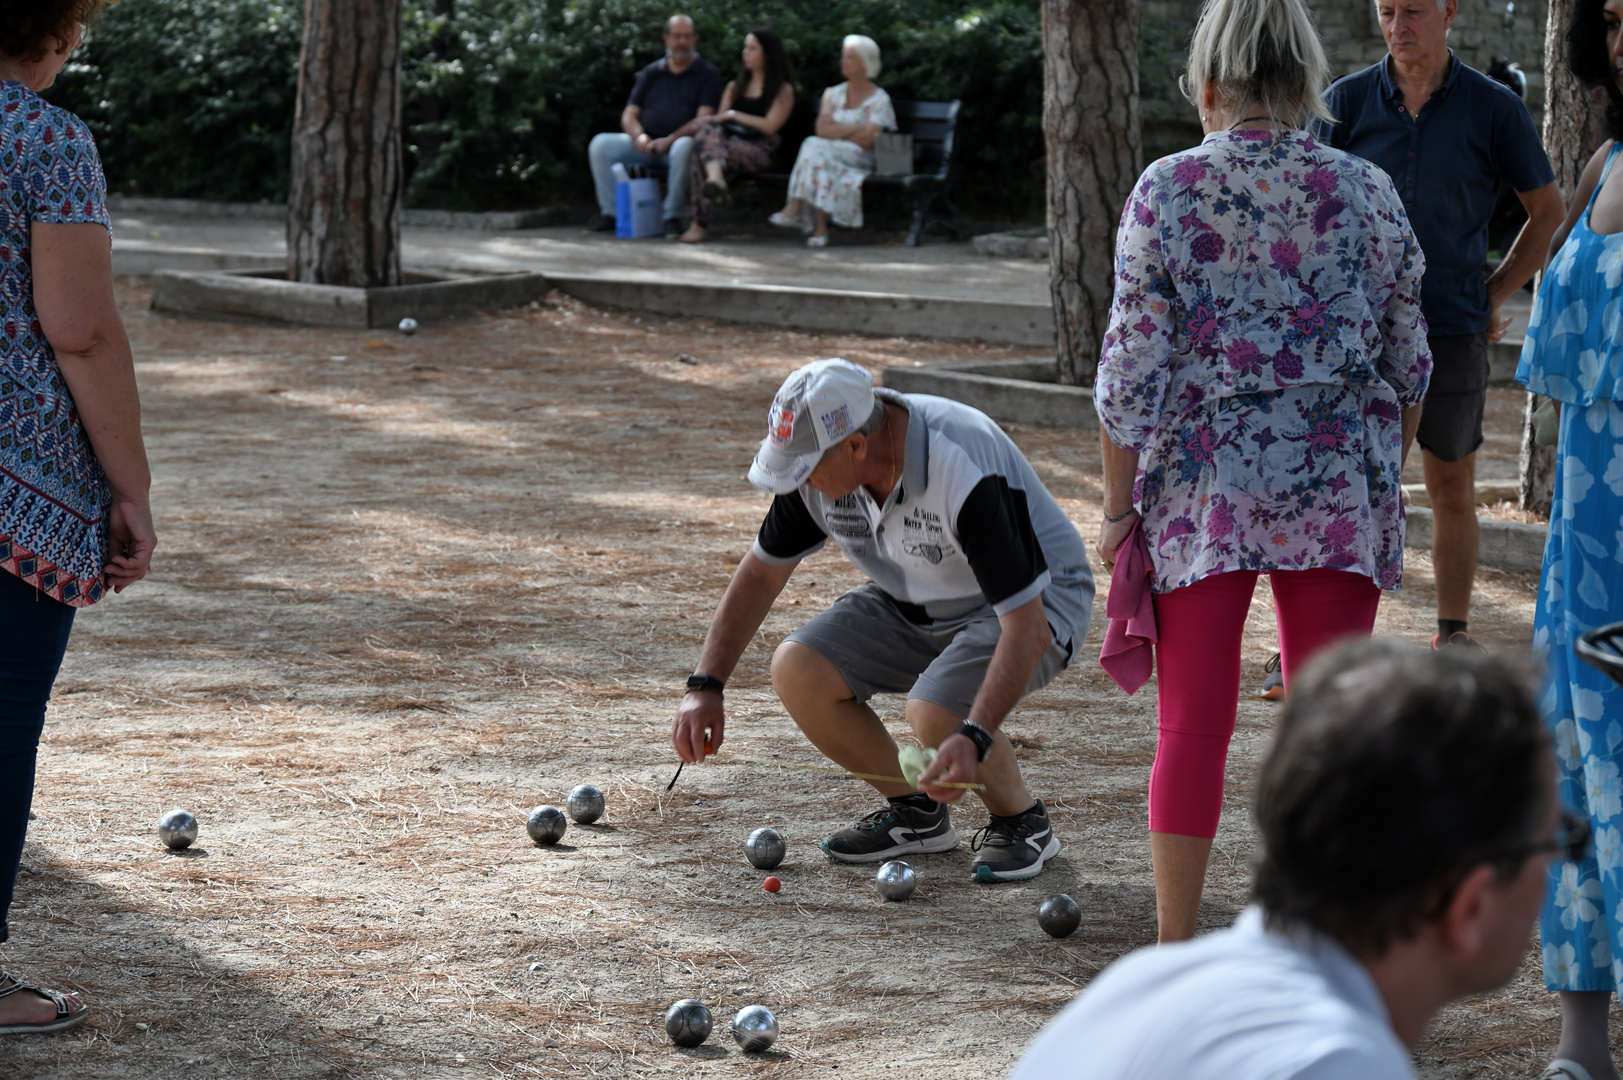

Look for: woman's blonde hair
[842,34,882,80]
[1179,0,1334,126]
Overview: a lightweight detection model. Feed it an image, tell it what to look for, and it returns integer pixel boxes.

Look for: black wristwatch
[953,721,995,762]
[686,673,725,697]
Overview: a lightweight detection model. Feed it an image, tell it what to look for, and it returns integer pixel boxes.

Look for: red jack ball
[763,876,782,893]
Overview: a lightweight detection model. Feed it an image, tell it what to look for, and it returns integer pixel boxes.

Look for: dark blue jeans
[0,570,76,944]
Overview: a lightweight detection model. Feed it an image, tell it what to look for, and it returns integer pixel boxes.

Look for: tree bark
[1524,0,1606,514]
[1043,0,1142,386]
[287,0,403,288]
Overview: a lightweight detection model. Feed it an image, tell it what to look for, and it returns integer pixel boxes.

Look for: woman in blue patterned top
[0,0,155,1037]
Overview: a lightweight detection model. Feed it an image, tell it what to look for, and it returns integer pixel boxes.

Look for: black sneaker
[821,800,958,863]
[662,217,685,238]
[970,800,1060,882]
[585,214,617,233]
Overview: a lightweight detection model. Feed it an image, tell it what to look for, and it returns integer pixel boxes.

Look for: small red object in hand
[763,876,782,893]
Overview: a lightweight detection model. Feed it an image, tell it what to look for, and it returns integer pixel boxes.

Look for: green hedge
[45,0,1073,221]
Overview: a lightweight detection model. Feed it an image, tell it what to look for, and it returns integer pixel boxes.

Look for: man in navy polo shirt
[1312,0,1563,650]
[586,15,723,238]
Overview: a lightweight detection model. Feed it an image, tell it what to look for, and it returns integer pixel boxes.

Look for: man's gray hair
[1180,0,1335,126]
[858,398,887,435]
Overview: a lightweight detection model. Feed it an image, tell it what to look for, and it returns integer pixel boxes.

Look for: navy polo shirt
[627,55,723,139]
[1313,52,1554,337]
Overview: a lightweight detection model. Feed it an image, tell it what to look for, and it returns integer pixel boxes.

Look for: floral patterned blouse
[1096,129,1431,594]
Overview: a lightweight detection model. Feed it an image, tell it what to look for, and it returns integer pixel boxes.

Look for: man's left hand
[1488,305,1514,343]
[648,135,674,156]
[917,733,980,804]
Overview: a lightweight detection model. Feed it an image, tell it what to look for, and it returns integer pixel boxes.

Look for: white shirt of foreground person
[1010,907,1412,1080]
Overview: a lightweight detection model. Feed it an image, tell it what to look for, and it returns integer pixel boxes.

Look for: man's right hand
[673,690,724,763]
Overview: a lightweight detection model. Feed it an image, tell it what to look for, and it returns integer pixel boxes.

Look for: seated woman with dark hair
[679,29,795,244]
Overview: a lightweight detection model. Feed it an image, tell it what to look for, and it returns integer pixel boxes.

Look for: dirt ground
[0,282,1592,1079]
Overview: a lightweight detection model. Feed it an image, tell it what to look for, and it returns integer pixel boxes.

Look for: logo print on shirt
[901,508,955,565]
[825,493,872,540]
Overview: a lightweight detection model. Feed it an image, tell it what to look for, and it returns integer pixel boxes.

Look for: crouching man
[672,359,1094,882]
[1012,638,1574,1078]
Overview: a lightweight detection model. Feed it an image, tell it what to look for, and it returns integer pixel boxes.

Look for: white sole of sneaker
[972,833,1061,882]
[821,826,961,864]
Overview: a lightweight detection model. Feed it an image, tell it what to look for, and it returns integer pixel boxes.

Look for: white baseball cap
[747,359,877,494]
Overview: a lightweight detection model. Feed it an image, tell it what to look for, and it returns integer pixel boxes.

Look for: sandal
[0,971,88,1035]
[807,235,828,248]
[703,176,729,200]
[768,210,810,234]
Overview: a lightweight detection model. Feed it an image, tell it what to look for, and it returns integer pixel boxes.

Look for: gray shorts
[783,583,1072,721]
[1417,331,1490,463]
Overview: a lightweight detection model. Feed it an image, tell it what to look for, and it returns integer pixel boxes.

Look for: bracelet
[952,721,995,762]
[686,673,725,697]
[1103,507,1140,524]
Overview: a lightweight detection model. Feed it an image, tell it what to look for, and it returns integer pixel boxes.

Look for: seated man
[1012,638,1571,1079]
[672,359,1094,882]
[586,14,722,237]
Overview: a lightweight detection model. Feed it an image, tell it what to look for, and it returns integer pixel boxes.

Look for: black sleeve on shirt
[627,65,653,108]
[954,475,1048,608]
[699,62,724,109]
[757,489,827,560]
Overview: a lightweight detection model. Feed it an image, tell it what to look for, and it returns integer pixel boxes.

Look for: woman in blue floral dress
[0,1,156,1036]
[1093,0,1431,943]
[1520,4,1623,1078]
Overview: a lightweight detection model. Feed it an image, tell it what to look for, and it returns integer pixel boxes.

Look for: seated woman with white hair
[769,34,896,247]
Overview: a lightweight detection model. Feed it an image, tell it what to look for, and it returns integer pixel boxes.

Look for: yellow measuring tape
[666,753,985,792]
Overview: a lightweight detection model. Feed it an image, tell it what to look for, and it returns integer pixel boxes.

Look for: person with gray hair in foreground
[1011,637,1573,1080]
[671,359,1094,883]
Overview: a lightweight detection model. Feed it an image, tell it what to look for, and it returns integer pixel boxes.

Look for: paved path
[111,209,1051,306]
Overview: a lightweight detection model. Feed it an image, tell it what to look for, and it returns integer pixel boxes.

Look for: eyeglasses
[1496,809,1592,866]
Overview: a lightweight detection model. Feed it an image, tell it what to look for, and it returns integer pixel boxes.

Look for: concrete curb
[114,244,283,277]
[881,358,1097,429]
[547,274,1055,346]
[150,268,549,329]
[108,196,593,231]
[1402,505,1548,574]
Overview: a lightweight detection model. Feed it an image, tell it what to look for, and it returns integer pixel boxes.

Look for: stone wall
[1140,0,1549,161]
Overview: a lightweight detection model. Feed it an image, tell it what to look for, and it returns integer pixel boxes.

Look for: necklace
[1229,114,1285,130]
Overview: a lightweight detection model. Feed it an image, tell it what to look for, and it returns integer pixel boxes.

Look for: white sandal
[1543,1060,1598,1080]
[768,210,806,232]
[807,235,828,248]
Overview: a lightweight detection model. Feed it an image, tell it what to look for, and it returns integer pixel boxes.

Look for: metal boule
[526,805,567,845]
[744,827,785,870]
[398,317,419,336]
[1038,893,1082,939]
[731,1004,778,1052]
[664,998,713,1047]
[566,784,605,824]
[874,859,917,902]
[157,809,198,850]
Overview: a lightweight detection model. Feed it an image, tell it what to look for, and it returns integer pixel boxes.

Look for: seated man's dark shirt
[1311,51,1554,337]
[628,56,724,139]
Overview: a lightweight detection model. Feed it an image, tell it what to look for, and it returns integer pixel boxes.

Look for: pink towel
[1099,518,1158,695]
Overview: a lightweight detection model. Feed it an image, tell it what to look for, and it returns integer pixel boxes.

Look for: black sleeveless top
[733,93,770,118]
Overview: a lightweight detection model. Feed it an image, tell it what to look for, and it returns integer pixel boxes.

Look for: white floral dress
[785,83,897,229]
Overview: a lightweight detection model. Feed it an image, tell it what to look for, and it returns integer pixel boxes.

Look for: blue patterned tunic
[1520,143,1623,995]
[0,82,111,607]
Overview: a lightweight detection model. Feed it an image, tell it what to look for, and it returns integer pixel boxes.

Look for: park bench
[641,97,964,247]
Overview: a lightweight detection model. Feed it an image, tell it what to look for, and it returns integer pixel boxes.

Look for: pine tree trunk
[1043,0,1142,386]
[287,0,403,288]
[1524,0,1605,514]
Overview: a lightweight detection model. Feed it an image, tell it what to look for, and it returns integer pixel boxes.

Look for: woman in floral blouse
[1094,0,1430,943]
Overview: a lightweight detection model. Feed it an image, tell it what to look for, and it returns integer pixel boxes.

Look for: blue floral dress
[1096,129,1432,594]
[1521,143,1623,994]
[0,82,111,607]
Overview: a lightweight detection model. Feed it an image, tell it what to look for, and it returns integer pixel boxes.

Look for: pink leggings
[1150,569,1381,838]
